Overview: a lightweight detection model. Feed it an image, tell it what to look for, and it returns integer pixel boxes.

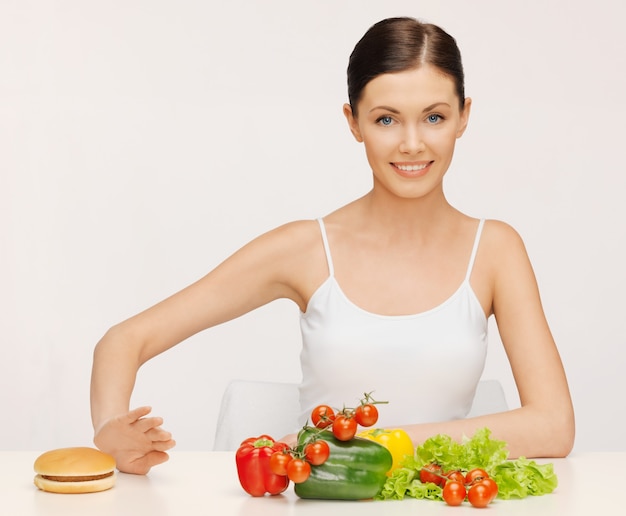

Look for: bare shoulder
[208,219,323,284]
[226,218,324,280]
[255,219,322,254]
[272,218,326,269]
[480,219,529,263]
[253,219,327,310]
[479,219,540,301]
[482,218,525,243]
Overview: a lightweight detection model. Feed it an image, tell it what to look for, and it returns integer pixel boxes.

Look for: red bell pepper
[235,435,290,497]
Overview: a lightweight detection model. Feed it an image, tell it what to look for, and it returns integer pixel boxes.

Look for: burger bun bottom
[34,473,116,494]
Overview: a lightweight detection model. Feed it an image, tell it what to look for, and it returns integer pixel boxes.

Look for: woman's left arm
[487,220,575,456]
[400,220,575,458]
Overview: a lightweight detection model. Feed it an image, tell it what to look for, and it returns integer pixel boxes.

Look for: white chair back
[213,379,509,451]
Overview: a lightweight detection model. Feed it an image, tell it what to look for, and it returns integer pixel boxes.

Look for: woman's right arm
[90,220,318,473]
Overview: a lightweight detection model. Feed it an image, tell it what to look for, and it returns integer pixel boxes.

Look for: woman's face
[344,65,471,201]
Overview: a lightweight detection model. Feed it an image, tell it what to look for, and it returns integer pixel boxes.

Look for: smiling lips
[392,161,432,178]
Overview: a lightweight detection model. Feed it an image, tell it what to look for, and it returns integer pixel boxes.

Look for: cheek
[362,139,392,168]
[427,129,460,153]
[362,130,396,155]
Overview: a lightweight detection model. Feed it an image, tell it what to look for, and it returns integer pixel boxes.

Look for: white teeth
[396,164,427,171]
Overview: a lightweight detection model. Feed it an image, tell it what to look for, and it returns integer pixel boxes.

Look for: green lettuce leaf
[377,428,558,501]
[378,464,443,501]
[491,457,558,499]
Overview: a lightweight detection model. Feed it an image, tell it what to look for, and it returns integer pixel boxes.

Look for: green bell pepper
[294,427,393,500]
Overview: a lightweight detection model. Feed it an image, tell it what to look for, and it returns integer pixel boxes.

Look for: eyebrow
[369,102,451,114]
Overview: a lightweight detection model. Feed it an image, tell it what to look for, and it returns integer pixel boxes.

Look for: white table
[0,451,617,515]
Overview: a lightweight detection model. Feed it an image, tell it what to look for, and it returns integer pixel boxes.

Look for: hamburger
[33,447,116,493]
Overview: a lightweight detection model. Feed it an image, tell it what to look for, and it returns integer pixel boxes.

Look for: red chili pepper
[235,435,290,497]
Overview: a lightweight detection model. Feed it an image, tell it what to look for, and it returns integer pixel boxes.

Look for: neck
[361,184,456,236]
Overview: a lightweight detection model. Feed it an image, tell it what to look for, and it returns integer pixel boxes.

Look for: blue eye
[427,114,443,124]
[377,116,393,126]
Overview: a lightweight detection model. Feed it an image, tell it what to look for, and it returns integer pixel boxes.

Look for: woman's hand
[278,432,299,448]
[93,406,176,474]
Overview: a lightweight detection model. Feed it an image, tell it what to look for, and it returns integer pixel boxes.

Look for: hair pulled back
[347,17,465,114]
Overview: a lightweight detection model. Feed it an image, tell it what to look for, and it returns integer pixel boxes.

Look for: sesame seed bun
[33,447,116,494]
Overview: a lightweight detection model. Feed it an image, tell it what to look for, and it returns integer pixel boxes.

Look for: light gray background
[1,0,624,453]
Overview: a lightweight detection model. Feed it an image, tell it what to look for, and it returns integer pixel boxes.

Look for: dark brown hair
[347,17,465,115]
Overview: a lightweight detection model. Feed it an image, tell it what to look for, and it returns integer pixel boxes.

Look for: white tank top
[298,218,488,427]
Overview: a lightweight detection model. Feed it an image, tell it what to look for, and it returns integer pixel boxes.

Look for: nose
[399,124,424,155]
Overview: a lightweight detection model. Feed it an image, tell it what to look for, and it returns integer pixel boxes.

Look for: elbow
[542,405,576,458]
[548,434,574,458]
[93,324,123,360]
[554,418,576,458]
[93,327,112,359]
[93,323,144,368]
[514,401,575,458]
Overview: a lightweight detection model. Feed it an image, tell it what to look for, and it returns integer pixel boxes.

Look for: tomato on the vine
[465,467,490,485]
[442,480,467,506]
[476,477,498,502]
[420,463,444,486]
[304,440,330,466]
[467,482,492,508]
[444,470,466,485]
[268,451,292,476]
[332,414,358,441]
[354,403,378,427]
[310,405,335,429]
[286,458,311,484]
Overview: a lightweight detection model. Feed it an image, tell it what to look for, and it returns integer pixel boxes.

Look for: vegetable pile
[378,428,558,505]
[234,394,559,506]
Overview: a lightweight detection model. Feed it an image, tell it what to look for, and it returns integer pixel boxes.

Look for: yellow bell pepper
[357,428,414,475]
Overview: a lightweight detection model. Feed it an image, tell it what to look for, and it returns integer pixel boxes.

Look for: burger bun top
[34,447,116,477]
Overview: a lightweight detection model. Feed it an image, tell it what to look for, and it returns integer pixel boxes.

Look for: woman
[91,17,575,474]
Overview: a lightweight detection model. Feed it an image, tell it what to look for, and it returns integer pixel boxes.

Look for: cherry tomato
[354,404,378,427]
[476,477,499,502]
[420,463,444,486]
[444,470,466,484]
[332,414,358,441]
[269,451,292,476]
[442,480,467,506]
[468,483,492,508]
[465,468,490,485]
[310,405,335,429]
[286,458,311,484]
[304,440,330,466]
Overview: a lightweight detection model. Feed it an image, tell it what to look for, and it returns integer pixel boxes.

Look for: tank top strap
[465,218,486,282]
[316,218,335,276]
